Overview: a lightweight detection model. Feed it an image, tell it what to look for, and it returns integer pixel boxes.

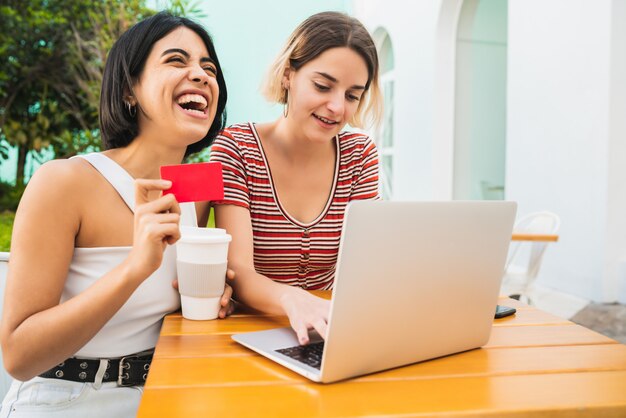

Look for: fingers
[218,285,233,319]
[141,223,180,245]
[221,284,233,306]
[281,289,330,345]
[135,211,181,245]
[218,301,236,319]
[171,278,179,290]
[136,193,181,216]
[137,213,181,235]
[292,317,327,345]
[310,319,328,341]
[136,212,181,226]
[135,179,172,206]
[293,322,310,345]
[165,225,181,245]
[226,269,236,281]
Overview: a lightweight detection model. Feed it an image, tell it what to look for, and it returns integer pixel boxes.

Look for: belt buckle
[117,354,136,386]
[117,350,153,386]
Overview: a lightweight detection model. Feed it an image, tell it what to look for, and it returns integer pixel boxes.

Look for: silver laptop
[232,201,517,383]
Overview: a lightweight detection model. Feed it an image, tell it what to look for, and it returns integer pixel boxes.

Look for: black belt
[39,350,153,387]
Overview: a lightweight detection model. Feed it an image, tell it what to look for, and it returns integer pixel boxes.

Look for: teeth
[315,115,336,124]
[184,108,205,116]
[176,93,207,109]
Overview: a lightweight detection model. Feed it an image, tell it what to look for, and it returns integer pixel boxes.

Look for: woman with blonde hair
[203,11,383,345]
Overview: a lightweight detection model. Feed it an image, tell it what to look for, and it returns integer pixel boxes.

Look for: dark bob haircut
[99,11,227,157]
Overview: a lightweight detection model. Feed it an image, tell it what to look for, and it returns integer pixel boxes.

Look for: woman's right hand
[280,287,331,345]
[126,179,181,282]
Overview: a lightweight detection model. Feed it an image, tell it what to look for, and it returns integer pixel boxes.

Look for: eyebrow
[161,48,216,66]
[314,71,366,90]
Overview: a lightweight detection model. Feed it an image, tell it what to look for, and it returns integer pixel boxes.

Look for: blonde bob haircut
[262,11,383,129]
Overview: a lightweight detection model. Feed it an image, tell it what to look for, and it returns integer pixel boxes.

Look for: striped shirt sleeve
[351,135,381,201]
[209,130,250,209]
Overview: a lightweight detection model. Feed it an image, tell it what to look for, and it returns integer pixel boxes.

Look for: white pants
[0,377,143,417]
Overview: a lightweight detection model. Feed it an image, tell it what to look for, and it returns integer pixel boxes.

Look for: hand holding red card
[160,162,224,203]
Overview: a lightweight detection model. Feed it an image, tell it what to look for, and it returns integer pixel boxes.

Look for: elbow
[3,356,38,382]
[2,339,38,381]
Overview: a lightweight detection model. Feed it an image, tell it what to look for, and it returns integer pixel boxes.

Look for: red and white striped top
[210,122,380,290]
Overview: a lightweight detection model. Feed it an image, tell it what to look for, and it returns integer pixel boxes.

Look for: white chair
[501,212,561,304]
[0,252,13,399]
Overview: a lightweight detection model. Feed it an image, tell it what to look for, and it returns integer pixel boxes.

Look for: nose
[189,64,209,86]
[326,92,345,116]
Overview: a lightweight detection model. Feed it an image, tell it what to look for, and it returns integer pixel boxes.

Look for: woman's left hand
[172,269,237,318]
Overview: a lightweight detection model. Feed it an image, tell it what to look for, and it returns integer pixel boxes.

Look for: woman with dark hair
[0,11,228,416]
[205,11,382,346]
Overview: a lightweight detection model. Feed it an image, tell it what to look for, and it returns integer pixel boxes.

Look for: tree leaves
[0,0,204,187]
[0,0,153,185]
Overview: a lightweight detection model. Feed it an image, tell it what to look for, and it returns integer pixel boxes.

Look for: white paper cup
[177,227,231,320]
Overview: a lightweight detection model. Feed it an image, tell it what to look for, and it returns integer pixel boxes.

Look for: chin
[173,134,205,152]
[183,125,210,141]
[304,123,340,141]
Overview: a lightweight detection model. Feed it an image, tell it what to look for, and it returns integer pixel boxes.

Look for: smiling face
[284,47,369,142]
[131,27,219,149]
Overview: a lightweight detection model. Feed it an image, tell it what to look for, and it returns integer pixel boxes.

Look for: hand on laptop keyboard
[280,287,330,345]
[276,341,325,370]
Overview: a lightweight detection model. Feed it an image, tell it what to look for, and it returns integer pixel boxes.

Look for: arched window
[453,0,508,200]
[374,28,395,200]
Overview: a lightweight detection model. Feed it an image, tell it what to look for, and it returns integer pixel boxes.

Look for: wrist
[119,257,148,286]
[277,285,305,314]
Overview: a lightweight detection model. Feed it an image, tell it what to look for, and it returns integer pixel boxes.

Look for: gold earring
[126,101,136,117]
[283,89,289,118]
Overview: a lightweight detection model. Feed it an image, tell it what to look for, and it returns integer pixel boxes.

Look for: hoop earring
[126,101,136,118]
[283,89,289,118]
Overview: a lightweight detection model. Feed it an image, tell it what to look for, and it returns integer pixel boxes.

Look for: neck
[267,117,335,162]
[103,135,186,179]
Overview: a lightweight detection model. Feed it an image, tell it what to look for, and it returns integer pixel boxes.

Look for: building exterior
[353,0,626,304]
[2,0,625,304]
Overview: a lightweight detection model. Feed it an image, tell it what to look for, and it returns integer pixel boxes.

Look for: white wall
[0,253,14,397]
[607,0,626,303]
[355,0,623,302]
[353,1,443,200]
[453,0,507,200]
[199,0,351,125]
[506,0,617,302]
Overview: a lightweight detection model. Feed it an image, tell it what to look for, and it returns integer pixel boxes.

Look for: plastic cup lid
[178,226,231,244]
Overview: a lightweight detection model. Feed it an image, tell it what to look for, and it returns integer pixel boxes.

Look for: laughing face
[284,47,369,142]
[131,27,219,148]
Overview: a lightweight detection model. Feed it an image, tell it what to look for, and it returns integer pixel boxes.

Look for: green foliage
[0,0,155,188]
[206,206,216,228]
[185,148,211,163]
[1,0,203,206]
[0,211,15,252]
[0,181,25,211]
[159,0,207,19]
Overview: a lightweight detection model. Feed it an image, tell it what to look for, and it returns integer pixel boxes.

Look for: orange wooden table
[511,233,559,242]
[137,292,626,417]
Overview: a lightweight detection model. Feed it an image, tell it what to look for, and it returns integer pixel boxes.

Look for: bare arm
[195,201,210,228]
[1,162,180,380]
[215,204,329,344]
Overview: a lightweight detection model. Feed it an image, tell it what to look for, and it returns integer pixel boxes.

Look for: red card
[160,162,224,203]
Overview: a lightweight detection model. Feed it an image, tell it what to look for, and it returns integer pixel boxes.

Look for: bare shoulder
[17,157,100,221]
[25,158,96,196]
[30,157,93,180]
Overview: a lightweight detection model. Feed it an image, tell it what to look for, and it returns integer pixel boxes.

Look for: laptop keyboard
[275,341,325,370]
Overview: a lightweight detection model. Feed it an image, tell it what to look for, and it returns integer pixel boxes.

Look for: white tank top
[65,153,196,358]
